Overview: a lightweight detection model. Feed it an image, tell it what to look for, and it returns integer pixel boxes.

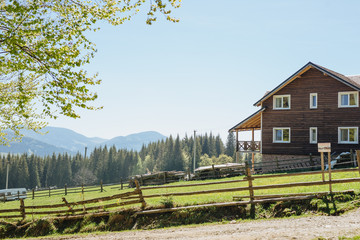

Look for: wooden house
[229,62,360,169]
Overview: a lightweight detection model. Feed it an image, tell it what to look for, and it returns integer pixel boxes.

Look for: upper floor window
[309,127,317,144]
[310,93,317,109]
[273,95,290,110]
[273,128,290,143]
[338,91,358,108]
[338,127,358,144]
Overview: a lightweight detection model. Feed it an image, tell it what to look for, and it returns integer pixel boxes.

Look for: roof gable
[254,62,360,106]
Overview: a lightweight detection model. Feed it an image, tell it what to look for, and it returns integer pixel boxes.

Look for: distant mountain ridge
[0,127,167,156]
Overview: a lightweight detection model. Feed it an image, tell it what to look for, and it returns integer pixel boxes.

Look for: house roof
[254,62,360,106]
[228,107,265,132]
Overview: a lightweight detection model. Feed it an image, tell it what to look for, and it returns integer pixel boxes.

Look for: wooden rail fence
[0,181,144,220]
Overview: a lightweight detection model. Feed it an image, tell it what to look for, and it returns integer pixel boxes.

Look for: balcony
[237,141,261,152]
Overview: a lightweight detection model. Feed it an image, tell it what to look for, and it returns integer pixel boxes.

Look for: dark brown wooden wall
[261,67,360,155]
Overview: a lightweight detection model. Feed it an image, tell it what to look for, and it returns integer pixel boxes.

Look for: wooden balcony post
[236,130,239,163]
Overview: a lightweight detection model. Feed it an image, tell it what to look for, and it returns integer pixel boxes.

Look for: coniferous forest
[0,133,237,189]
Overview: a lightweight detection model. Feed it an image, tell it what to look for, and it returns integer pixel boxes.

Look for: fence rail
[1,151,360,221]
[0,181,144,220]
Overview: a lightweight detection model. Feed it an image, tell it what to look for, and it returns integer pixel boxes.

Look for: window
[273,95,291,109]
[338,91,358,108]
[309,127,317,144]
[338,127,358,144]
[310,93,317,109]
[273,128,290,143]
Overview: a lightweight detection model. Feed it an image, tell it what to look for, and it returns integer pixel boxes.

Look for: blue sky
[48,0,360,141]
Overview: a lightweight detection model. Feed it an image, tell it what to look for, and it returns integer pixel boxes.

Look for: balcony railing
[237,141,261,152]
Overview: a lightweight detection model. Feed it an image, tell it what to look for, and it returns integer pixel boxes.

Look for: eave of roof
[228,107,265,132]
[253,62,360,106]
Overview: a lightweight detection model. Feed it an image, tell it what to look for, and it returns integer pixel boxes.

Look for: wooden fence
[133,151,360,216]
[30,179,129,199]
[0,181,144,220]
[1,152,360,220]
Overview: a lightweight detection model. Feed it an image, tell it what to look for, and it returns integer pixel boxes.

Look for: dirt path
[29,209,360,240]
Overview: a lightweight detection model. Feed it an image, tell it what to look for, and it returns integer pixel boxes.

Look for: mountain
[0,136,74,156]
[0,127,167,156]
[20,127,107,153]
[103,131,167,150]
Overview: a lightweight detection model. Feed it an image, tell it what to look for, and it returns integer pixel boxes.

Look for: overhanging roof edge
[228,107,265,132]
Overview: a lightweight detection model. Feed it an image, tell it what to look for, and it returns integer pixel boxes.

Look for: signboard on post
[318,143,331,152]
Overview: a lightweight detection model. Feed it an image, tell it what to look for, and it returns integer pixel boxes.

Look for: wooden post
[251,128,255,172]
[140,175,144,186]
[48,187,51,197]
[17,191,20,200]
[62,197,74,214]
[320,152,325,182]
[20,199,25,219]
[65,184,67,196]
[328,151,332,193]
[163,172,167,184]
[32,189,35,200]
[121,178,123,190]
[356,150,360,175]
[212,164,216,178]
[245,160,255,219]
[134,180,146,210]
[100,180,103,192]
[82,184,84,194]
[350,149,354,167]
[236,130,239,163]
[309,153,314,171]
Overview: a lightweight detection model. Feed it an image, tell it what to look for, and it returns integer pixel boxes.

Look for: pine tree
[225,132,236,161]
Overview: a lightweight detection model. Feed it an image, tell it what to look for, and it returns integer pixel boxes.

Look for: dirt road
[31,208,360,240]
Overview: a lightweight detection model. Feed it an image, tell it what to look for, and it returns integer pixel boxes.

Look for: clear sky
[47,0,360,141]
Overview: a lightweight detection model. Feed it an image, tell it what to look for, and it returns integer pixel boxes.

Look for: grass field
[0,170,359,219]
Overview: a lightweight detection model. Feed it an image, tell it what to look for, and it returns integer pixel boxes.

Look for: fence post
[20,199,25,219]
[320,152,325,181]
[134,180,146,210]
[82,184,84,195]
[32,189,35,200]
[212,165,216,178]
[121,178,123,190]
[350,149,354,167]
[309,153,314,171]
[17,191,20,200]
[65,184,67,196]
[328,151,332,193]
[163,172,167,184]
[48,187,51,197]
[100,180,103,192]
[245,160,255,219]
[356,150,360,175]
[140,175,144,186]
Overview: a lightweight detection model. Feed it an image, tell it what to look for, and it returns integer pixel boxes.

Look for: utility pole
[84,146,87,160]
[193,130,196,173]
[6,161,9,189]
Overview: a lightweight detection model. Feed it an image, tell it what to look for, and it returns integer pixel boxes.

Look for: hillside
[0,127,167,156]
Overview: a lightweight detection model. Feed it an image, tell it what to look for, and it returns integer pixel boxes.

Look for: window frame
[338,91,359,108]
[309,93,318,109]
[273,95,291,110]
[338,127,358,144]
[273,127,291,143]
[309,127,317,144]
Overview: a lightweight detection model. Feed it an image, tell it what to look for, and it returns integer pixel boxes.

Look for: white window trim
[273,127,291,143]
[273,95,291,110]
[309,127,317,144]
[338,91,359,108]
[310,93,317,109]
[338,127,358,144]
